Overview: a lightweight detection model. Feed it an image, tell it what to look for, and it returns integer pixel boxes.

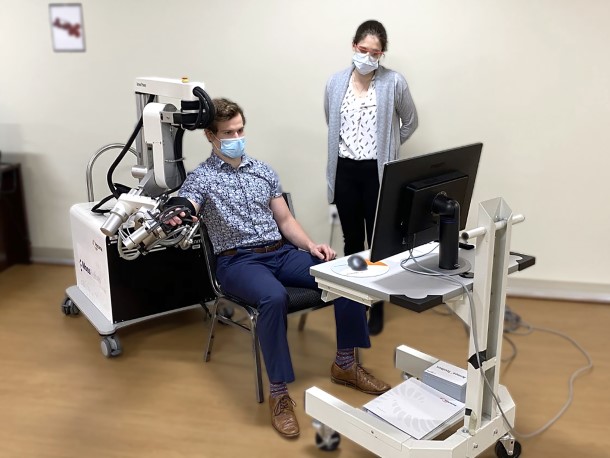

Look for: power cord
[400,251,593,440]
[329,212,338,247]
[501,308,521,366]
[501,305,593,438]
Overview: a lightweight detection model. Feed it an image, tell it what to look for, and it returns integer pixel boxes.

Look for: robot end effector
[100,191,198,254]
[100,192,158,237]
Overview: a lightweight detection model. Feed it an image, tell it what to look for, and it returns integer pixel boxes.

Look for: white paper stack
[422,360,467,402]
[363,378,465,440]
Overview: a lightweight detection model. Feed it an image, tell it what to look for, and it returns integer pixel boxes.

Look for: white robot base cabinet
[306,197,525,458]
[64,77,216,357]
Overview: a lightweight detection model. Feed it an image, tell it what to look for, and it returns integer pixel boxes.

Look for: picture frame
[49,3,86,52]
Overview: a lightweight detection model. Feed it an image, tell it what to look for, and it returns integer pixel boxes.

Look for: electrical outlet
[328,205,340,225]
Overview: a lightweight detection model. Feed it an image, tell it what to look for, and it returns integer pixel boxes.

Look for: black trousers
[334,157,380,256]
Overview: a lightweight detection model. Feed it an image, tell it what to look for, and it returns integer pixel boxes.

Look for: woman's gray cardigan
[324,65,418,203]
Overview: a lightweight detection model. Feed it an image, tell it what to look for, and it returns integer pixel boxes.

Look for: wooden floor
[0,264,608,458]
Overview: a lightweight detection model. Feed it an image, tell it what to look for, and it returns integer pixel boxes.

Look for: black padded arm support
[164,196,196,215]
[510,252,536,271]
[389,294,444,313]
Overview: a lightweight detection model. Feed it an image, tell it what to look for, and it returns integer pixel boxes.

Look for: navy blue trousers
[216,243,370,383]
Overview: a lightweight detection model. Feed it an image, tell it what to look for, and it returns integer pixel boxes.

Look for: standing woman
[325,20,418,335]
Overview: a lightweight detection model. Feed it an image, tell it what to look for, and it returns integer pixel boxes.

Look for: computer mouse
[347,254,368,271]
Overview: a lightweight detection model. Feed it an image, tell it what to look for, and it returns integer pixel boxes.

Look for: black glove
[161,196,197,226]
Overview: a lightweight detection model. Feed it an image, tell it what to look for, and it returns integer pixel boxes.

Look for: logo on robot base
[79,259,101,282]
[92,240,102,252]
[79,259,92,274]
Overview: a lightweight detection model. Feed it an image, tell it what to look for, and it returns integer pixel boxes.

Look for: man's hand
[161,196,199,227]
[165,212,198,227]
[309,243,336,261]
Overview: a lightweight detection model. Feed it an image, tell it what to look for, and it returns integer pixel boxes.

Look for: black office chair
[201,193,331,403]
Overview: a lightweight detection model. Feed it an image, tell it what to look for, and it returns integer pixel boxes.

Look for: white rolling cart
[305,197,534,458]
[62,77,217,357]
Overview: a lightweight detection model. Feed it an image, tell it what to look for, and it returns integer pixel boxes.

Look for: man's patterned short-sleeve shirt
[179,153,283,254]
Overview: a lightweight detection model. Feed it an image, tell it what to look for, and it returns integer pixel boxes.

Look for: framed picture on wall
[49,3,86,52]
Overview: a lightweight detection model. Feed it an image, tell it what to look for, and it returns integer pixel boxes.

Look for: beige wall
[1,0,609,287]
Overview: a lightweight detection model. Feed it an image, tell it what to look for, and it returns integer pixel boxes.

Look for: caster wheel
[495,440,522,458]
[61,297,79,316]
[315,431,341,451]
[100,335,123,358]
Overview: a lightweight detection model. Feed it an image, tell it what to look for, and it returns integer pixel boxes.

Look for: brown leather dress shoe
[269,394,300,438]
[331,362,391,395]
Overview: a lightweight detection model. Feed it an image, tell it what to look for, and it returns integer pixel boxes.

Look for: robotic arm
[132,76,214,196]
[136,77,214,194]
[99,77,213,258]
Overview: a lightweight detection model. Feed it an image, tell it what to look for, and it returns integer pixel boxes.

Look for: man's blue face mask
[217,136,246,159]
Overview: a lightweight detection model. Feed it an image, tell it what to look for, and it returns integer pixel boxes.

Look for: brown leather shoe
[331,362,391,395]
[269,394,300,438]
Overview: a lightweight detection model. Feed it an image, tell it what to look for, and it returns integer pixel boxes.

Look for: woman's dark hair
[353,20,388,52]
[207,98,246,134]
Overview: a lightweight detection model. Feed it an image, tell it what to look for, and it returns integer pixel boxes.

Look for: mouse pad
[331,260,390,278]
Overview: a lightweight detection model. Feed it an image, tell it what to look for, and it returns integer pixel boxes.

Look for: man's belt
[218,239,284,257]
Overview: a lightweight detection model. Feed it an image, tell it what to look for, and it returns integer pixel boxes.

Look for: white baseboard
[31,247,74,265]
[507,278,610,304]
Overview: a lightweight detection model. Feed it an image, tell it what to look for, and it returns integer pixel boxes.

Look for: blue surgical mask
[217,137,246,159]
[353,52,379,75]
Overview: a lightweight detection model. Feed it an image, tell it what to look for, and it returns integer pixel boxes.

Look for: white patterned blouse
[338,74,378,161]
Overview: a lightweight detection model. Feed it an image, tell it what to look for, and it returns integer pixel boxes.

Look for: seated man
[168,97,390,439]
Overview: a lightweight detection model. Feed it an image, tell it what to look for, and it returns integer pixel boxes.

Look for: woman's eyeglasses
[355,45,384,59]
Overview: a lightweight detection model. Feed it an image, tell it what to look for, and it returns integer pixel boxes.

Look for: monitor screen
[369,143,482,271]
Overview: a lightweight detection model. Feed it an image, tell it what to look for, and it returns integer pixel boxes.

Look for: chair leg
[250,314,264,403]
[200,302,212,321]
[204,301,220,362]
[297,313,308,331]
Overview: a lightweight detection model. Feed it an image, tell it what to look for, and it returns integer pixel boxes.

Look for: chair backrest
[282,192,295,217]
[199,222,223,298]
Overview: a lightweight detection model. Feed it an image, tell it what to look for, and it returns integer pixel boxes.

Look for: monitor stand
[408,194,471,275]
[407,255,471,276]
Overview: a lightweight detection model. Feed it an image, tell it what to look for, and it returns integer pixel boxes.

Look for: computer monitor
[369,143,482,273]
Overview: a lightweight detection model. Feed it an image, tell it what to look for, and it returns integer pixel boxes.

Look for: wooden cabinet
[0,163,31,271]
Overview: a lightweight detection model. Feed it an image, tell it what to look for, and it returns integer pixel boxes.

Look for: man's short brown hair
[207,98,246,134]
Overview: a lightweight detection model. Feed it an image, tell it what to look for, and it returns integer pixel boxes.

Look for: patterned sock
[335,348,356,370]
[270,381,288,399]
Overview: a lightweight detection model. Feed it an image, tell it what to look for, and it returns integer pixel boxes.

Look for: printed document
[363,378,465,440]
